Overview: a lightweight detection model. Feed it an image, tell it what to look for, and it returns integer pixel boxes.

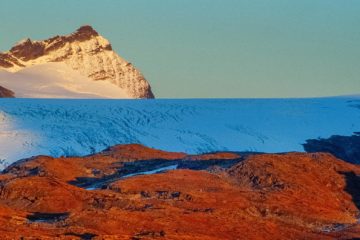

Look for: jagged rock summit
[0,25,154,99]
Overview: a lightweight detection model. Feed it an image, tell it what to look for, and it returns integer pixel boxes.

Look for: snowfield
[0,63,130,98]
[0,98,359,168]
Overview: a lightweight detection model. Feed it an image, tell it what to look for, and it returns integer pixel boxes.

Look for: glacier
[0,98,359,168]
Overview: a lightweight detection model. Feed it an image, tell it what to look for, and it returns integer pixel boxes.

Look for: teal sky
[0,0,359,98]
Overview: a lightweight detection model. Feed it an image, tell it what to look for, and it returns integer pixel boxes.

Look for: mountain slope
[0,25,154,98]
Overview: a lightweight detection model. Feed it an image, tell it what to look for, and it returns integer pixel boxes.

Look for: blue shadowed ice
[0,98,359,168]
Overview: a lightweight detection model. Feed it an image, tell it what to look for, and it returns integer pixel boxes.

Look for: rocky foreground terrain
[0,144,359,239]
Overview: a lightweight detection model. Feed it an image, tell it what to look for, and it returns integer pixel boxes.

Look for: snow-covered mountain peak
[0,26,154,99]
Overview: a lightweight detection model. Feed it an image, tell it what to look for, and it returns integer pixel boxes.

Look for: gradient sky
[0,0,359,98]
